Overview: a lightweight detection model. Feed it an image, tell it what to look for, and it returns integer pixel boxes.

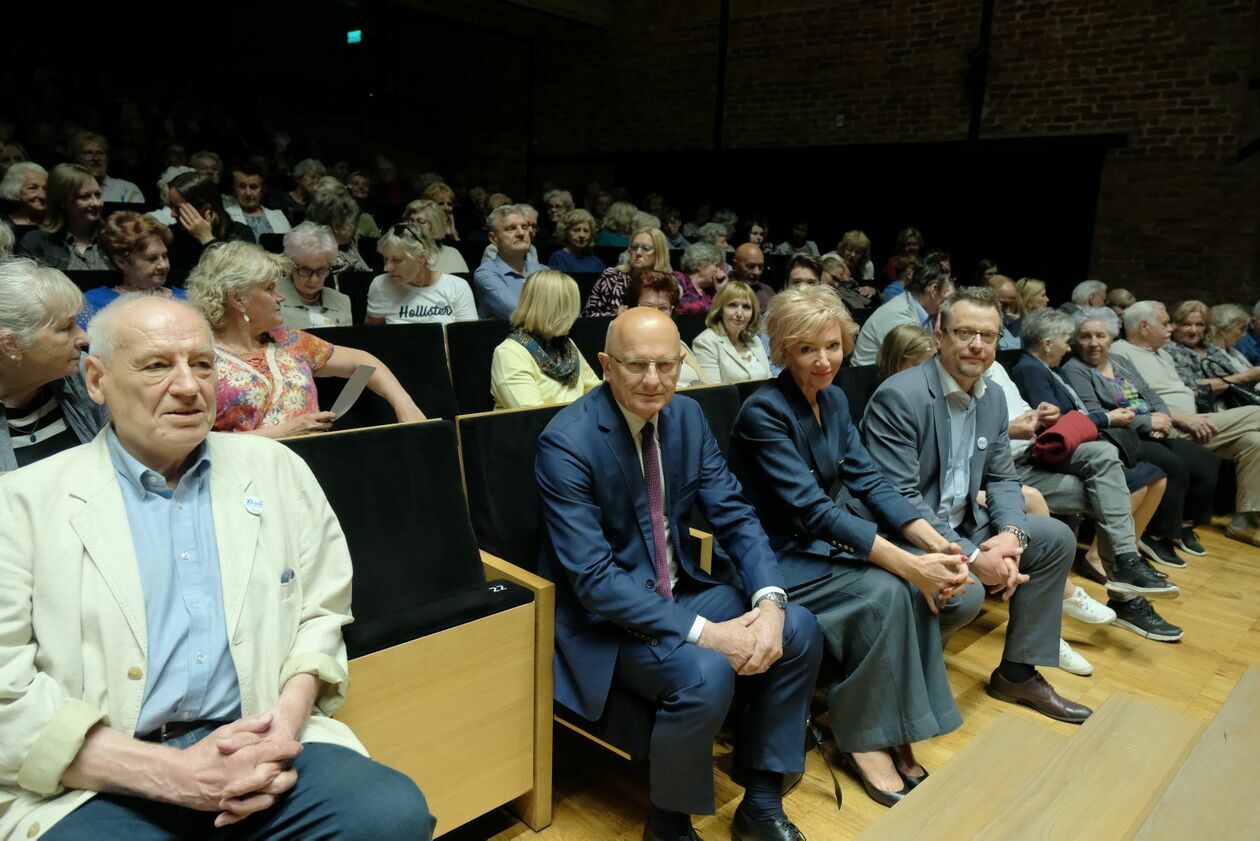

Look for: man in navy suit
[536,308,823,841]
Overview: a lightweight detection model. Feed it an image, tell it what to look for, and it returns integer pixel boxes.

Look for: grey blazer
[1060,355,1170,438]
[860,359,1026,556]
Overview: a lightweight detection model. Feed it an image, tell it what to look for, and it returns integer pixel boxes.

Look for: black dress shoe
[643,825,701,841]
[1072,554,1108,585]
[839,753,910,807]
[731,807,805,841]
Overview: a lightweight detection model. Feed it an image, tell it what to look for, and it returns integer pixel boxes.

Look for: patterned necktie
[641,422,673,599]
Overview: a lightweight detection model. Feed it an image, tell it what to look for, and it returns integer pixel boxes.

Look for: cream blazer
[0,431,363,840]
[691,327,772,384]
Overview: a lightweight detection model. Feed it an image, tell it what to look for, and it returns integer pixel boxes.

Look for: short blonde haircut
[377,223,436,269]
[615,227,673,274]
[1014,277,1047,319]
[186,241,292,330]
[404,199,449,240]
[422,182,455,203]
[1170,299,1209,326]
[875,323,935,378]
[705,281,762,347]
[766,284,857,365]
[601,201,638,235]
[511,270,580,340]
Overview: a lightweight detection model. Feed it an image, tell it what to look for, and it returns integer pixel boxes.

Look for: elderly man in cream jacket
[0,296,432,840]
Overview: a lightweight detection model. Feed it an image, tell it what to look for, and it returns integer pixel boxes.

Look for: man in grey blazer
[862,286,1090,724]
[849,256,954,367]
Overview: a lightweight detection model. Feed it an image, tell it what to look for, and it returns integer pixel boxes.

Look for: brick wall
[532,0,1260,303]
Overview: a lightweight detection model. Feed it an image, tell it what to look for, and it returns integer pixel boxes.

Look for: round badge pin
[243,495,264,515]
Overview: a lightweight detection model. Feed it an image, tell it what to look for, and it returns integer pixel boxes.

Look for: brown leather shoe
[987,669,1092,724]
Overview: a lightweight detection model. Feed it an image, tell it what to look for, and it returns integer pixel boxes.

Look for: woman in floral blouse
[186,241,425,436]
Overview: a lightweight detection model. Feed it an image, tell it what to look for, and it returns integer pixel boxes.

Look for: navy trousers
[43,732,433,841]
[611,583,823,815]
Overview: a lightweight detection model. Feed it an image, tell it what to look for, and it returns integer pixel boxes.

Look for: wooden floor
[447,519,1260,841]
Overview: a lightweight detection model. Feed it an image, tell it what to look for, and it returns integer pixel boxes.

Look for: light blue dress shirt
[473,256,545,320]
[911,296,933,330]
[934,359,983,532]
[106,429,241,735]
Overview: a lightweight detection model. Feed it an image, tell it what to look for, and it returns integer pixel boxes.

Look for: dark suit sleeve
[536,425,699,655]
[734,396,917,559]
[862,382,979,556]
[690,405,786,596]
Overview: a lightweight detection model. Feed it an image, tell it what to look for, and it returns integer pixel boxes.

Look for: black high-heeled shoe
[899,767,928,789]
[839,752,911,807]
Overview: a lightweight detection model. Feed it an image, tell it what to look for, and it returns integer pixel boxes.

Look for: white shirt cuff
[749,586,788,609]
[686,616,706,644]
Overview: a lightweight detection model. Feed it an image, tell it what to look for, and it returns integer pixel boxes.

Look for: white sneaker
[1059,639,1094,676]
[1063,586,1117,625]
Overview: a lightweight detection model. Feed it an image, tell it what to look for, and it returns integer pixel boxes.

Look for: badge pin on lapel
[977,436,988,451]
[243,495,264,515]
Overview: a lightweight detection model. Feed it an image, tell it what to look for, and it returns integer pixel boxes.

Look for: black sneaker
[1175,529,1207,557]
[1108,596,1184,642]
[1138,535,1188,569]
[1105,553,1179,599]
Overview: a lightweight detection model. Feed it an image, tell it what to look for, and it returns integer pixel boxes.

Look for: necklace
[7,386,52,443]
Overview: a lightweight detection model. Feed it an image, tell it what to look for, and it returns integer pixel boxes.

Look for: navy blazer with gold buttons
[732,369,922,591]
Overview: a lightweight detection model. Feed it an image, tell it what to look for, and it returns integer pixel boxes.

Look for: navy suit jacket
[536,384,785,721]
[1010,352,1108,428]
[731,371,921,590]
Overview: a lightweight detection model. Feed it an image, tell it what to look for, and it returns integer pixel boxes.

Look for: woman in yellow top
[490,269,600,409]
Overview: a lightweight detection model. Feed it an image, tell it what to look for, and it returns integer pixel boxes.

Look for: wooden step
[970,693,1202,839]
[859,715,1067,840]
[1133,666,1260,840]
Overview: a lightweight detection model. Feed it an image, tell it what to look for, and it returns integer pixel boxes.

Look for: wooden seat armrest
[688,528,713,574]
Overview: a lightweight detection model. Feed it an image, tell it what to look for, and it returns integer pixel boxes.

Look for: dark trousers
[612,583,823,815]
[1153,437,1221,526]
[44,739,433,841]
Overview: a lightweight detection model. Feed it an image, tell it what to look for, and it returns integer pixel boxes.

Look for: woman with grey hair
[695,221,730,254]
[186,241,424,436]
[278,222,353,328]
[0,258,108,469]
[1012,307,1185,594]
[1207,303,1260,377]
[272,158,326,225]
[1061,307,1219,562]
[366,223,476,325]
[595,200,637,248]
[1,161,47,230]
[677,240,728,315]
[1168,300,1260,411]
[305,183,370,271]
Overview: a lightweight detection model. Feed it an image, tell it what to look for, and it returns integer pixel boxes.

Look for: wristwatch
[999,524,1030,550]
[756,592,789,611]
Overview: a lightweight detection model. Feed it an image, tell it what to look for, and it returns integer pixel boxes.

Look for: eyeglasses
[295,265,332,279]
[943,327,1000,346]
[629,244,655,254]
[610,353,679,377]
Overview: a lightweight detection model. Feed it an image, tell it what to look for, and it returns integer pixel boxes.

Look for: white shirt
[366,272,478,325]
[616,403,786,643]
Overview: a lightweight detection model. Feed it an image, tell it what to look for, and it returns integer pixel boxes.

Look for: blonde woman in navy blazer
[732,285,978,807]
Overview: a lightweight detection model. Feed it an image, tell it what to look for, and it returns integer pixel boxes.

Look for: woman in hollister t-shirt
[366,223,477,325]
